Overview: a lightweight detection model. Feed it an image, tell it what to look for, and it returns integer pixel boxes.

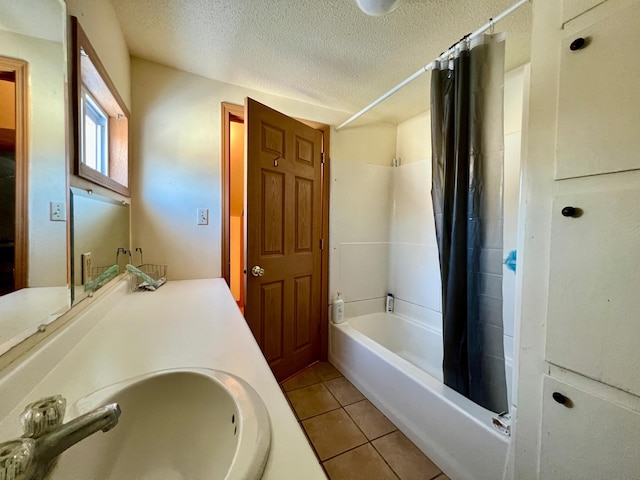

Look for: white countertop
[0,278,326,479]
[0,285,70,353]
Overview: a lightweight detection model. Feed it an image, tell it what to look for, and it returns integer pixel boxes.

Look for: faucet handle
[0,438,34,480]
[20,396,66,439]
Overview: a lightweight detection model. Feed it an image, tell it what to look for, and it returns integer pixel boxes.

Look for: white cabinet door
[556,2,640,179]
[562,0,605,23]
[546,187,640,396]
[541,376,640,480]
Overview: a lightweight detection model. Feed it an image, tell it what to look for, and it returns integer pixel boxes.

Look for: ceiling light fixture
[355,0,403,16]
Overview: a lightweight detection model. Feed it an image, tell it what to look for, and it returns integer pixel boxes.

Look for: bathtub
[329,312,510,480]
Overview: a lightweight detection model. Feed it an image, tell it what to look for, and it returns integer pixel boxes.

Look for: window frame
[71,17,129,197]
[81,89,109,175]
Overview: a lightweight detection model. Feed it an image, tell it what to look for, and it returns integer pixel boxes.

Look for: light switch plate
[197,208,209,225]
[50,201,66,221]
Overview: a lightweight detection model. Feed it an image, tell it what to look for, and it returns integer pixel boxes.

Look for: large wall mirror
[0,0,69,354]
[70,188,130,304]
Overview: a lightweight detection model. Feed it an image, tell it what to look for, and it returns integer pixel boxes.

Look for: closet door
[540,376,640,480]
[555,1,640,179]
[546,188,640,396]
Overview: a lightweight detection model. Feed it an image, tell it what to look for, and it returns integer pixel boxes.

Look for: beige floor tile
[281,367,322,391]
[302,409,368,460]
[344,399,397,440]
[286,383,340,420]
[373,431,441,480]
[324,376,366,406]
[323,444,398,480]
[311,361,343,381]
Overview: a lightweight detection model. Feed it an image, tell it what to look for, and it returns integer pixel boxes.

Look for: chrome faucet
[0,396,121,480]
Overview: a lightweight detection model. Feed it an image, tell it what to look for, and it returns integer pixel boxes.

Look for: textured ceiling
[111,0,532,125]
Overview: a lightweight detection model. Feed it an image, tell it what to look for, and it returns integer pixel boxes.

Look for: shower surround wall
[330,65,528,407]
[329,161,392,316]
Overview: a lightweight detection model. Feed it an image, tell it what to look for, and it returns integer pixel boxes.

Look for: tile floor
[281,361,450,480]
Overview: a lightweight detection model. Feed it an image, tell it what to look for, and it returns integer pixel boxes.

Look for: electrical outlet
[197,208,209,225]
[81,252,92,284]
[50,201,66,221]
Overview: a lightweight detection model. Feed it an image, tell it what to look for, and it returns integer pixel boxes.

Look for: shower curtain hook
[489,17,495,34]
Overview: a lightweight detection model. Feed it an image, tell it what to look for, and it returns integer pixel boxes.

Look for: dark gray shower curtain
[430,34,508,414]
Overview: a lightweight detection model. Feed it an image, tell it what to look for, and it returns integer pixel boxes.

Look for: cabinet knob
[561,206,577,217]
[552,391,573,407]
[570,37,586,51]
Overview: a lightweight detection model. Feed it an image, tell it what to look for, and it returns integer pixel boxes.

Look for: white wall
[328,123,397,317]
[0,30,67,287]
[65,0,131,109]
[130,57,397,281]
[65,0,132,205]
[329,160,394,318]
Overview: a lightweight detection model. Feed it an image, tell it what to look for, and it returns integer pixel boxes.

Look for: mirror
[70,188,130,304]
[0,0,69,354]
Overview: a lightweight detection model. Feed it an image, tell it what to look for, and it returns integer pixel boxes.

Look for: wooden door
[0,59,28,294]
[244,98,323,381]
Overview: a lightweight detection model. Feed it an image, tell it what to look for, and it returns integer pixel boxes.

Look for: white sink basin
[47,368,271,480]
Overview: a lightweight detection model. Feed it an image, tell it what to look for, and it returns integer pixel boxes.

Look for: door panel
[261,280,284,363]
[546,188,640,396]
[245,98,323,381]
[540,375,640,479]
[556,2,640,179]
[295,177,313,252]
[262,170,285,255]
[294,275,313,350]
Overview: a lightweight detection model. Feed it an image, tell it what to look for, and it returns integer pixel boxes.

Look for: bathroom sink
[47,368,271,480]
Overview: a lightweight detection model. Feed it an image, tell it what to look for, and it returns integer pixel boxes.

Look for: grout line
[323,434,401,480]
[342,398,398,441]
[371,431,443,480]
[322,380,366,407]
[285,362,445,479]
[319,437,369,463]
[281,371,344,393]
[298,415,324,464]
[335,395,366,408]
[281,379,323,393]
[369,435,403,480]
[298,405,343,422]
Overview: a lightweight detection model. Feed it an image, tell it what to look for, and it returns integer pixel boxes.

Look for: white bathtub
[329,312,510,480]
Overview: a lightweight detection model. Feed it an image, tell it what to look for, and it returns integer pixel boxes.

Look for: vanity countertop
[0,278,327,479]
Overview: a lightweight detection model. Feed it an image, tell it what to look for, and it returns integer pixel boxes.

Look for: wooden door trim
[221,101,330,360]
[0,56,29,290]
[221,102,244,286]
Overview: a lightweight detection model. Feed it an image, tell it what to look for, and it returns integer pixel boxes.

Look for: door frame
[221,101,330,360]
[0,57,29,290]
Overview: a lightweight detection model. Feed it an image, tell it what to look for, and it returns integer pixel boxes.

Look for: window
[72,17,129,196]
[82,91,108,175]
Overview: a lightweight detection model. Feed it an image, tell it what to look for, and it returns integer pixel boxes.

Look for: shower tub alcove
[329,312,511,480]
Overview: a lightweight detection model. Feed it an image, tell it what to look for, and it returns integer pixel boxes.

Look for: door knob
[561,206,577,217]
[570,37,586,51]
[251,265,265,277]
[552,391,572,407]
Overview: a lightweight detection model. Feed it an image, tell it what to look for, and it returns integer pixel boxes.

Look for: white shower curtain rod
[335,0,530,131]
